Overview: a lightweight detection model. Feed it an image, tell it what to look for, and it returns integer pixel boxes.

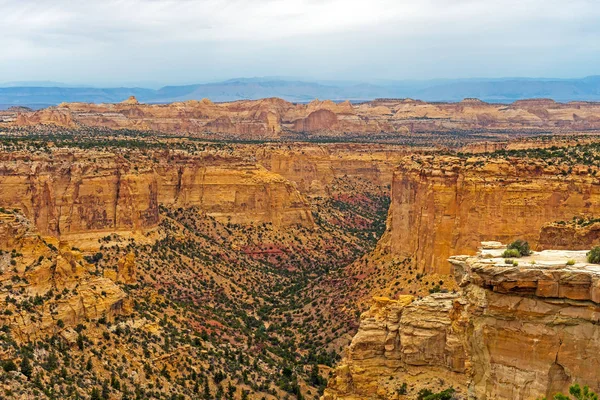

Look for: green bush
[588,247,600,264]
[566,259,576,266]
[550,383,598,400]
[502,249,521,258]
[397,382,408,395]
[417,387,456,400]
[507,239,532,256]
[1,359,17,373]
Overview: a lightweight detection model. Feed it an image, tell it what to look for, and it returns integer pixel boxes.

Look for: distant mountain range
[1,76,600,109]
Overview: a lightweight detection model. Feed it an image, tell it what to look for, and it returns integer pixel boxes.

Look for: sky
[1,0,599,86]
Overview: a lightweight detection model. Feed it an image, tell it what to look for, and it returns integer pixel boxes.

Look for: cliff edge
[323,242,600,400]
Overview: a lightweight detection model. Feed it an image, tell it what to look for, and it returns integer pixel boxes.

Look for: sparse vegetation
[506,239,532,257]
[538,383,599,400]
[588,247,600,264]
[502,248,521,258]
[417,387,456,400]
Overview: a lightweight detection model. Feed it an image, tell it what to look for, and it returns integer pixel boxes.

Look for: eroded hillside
[323,244,600,400]
[0,133,400,399]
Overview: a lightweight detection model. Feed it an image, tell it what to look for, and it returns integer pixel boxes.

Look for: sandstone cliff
[324,244,600,400]
[255,143,408,196]
[384,156,600,274]
[0,149,313,243]
[538,219,600,250]
[15,108,77,128]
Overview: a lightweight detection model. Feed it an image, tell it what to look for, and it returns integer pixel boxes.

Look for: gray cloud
[1,0,599,85]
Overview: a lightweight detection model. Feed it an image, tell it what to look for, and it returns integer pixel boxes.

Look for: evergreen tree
[90,388,101,400]
[101,379,110,400]
[20,357,32,379]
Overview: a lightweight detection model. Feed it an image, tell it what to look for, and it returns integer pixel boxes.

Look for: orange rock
[325,249,600,400]
[384,155,600,274]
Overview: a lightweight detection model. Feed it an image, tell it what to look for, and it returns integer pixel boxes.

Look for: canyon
[1,98,600,399]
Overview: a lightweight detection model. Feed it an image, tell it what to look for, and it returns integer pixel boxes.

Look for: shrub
[429,285,441,294]
[1,359,17,373]
[566,259,576,266]
[20,357,32,379]
[507,240,532,256]
[397,382,408,395]
[588,247,600,264]
[417,387,456,400]
[547,383,599,400]
[502,249,521,258]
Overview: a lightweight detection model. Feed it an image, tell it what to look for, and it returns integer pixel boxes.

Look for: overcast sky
[1,0,599,86]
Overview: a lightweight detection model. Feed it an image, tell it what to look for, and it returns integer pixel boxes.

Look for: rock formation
[538,219,600,250]
[255,143,408,196]
[15,108,76,128]
[384,155,600,274]
[0,149,313,243]
[324,244,600,400]
[0,211,128,342]
[8,97,600,140]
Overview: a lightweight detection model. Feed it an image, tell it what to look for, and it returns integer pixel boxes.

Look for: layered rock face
[324,246,600,400]
[323,294,470,400]
[0,149,313,241]
[9,97,600,139]
[0,211,128,341]
[385,156,600,274]
[538,220,600,250]
[255,144,408,196]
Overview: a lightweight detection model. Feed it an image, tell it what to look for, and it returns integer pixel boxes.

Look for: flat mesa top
[477,243,598,272]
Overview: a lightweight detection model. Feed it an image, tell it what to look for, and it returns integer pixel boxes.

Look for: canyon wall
[0,150,313,241]
[324,246,600,400]
[255,144,408,196]
[538,221,600,250]
[384,156,600,274]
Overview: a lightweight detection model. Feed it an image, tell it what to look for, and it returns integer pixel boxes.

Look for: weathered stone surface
[384,156,600,274]
[324,246,600,400]
[323,294,469,400]
[0,149,313,241]
[0,212,128,342]
[538,221,600,250]
[116,252,136,284]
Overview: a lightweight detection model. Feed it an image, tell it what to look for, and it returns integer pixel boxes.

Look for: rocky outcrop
[103,252,137,284]
[121,95,140,105]
[384,156,600,274]
[0,211,128,341]
[15,108,76,128]
[324,245,600,400]
[538,220,600,250]
[323,294,469,400]
[0,149,313,242]
[293,109,338,132]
